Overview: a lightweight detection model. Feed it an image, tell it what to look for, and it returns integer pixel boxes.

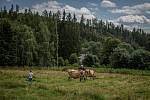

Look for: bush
[117,42,134,53]
[72,63,79,67]
[130,49,150,69]
[100,37,121,65]
[64,59,69,66]
[110,47,130,68]
[81,41,102,55]
[69,53,78,64]
[58,57,64,66]
[83,54,99,67]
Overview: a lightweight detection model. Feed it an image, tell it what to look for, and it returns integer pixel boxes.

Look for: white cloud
[108,19,120,26]
[116,15,150,24]
[108,15,150,33]
[20,1,95,20]
[108,15,150,32]
[108,19,134,31]
[19,7,29,13]
[32,1,62,13]
[110,3,150,14]
[88,2,98,15]
[63,5,76,13]
[80,7,92,15]
[101,0,116,8]
[110,9,141,15]
[63,5,96,19]
[108,19,145,31]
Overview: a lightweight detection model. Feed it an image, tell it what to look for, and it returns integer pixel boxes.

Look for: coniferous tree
[16,4,19,13]
[0,19,17,66]
[49,11,52,18]
[62,10,66,21]
[42,10,48,17]
[66,13,72,22]
[72,13,77,23]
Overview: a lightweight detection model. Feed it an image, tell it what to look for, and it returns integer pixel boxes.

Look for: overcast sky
[1,0,150,33]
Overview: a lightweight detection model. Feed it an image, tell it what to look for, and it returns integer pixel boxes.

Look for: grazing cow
[85,69,96,80]
[63,68,86,81]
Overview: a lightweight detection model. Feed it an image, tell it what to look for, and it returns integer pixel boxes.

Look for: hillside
[0,5,150,69]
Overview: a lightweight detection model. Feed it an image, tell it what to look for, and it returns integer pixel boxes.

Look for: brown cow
[85,69,96,80]
[63,68,86,81]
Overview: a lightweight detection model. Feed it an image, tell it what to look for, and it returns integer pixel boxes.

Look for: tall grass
[1,66,150,76]
[0,67,150,100]
[94,67,150,76]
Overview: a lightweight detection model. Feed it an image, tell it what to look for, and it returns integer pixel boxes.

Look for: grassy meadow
[0,67,150,100]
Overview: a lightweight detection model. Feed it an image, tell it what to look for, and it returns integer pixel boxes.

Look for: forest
[0,4,150,69]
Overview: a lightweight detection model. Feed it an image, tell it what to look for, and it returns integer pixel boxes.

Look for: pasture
[0,67,150,100]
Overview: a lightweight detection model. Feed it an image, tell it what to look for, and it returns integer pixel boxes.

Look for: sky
[1,0,150,33]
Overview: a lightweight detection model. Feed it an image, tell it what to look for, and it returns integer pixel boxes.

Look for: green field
[0,67,150,100]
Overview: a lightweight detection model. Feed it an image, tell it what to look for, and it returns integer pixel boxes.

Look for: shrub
[64,59,69,66]
[72,63,79,67]
[83,54,99,67]
[110,47,130,68]
[100,37,121,65]
[69,53,78,64]
[117,42,134,53]
[130,49,150,69]
[58,57,64,66]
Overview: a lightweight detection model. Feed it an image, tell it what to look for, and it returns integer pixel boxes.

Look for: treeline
[81,38,150,69]
[0,5,150,69]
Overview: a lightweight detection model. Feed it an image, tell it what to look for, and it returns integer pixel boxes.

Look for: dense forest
[0,5,150,69]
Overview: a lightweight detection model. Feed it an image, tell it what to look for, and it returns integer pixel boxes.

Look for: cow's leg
[83,76,86,81]
[80,75,84,82]
[68,76,71,80]
[92,77,94,80]
[93,76,96,80]
[84,77,85,81]
[80,77,82,82]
